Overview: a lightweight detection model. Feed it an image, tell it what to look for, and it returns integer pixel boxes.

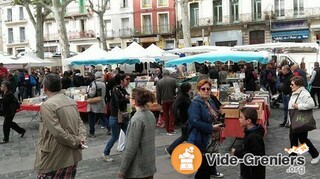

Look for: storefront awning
[271,30,309,41]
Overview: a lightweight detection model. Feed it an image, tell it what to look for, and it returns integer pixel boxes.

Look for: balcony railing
[44,33,59,41]
[105,30,117,38]
[134,25,175,36]
[7,39,28,45]
[183,7,320,29]
[4,18,28,25]
[119,28,133,38]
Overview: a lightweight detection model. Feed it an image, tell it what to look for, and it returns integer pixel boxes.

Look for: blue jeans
[167,136,184,154]
[103,116,128,155]
[282,93,291,124]
[88,112,105,135]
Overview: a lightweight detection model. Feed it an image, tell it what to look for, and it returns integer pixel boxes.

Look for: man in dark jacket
[280,65,293,127]
[310,62,320,108]
[232,107,265,179]
[156,69,179,135]
[165,82,192,155]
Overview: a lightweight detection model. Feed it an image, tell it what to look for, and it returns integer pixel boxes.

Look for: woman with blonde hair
[118,87,157,179]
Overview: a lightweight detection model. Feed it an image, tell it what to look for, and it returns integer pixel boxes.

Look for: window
[275,0,285,17]
[79,0,85,13]
[166,40,175,49]
[8,28,13,43]
[7,9,12,21]
[121,18,130,36]
[190,3,199,27]
[249,30,265,44]
[20,27,26,42]
[104,19,113,37]
[121,0,128,8]
[19,7,24,20]
[213,0,222,23]
[230,0,239,22]
[106,0,110,10]
[158,0,168,7]
[142,15,152,34]
[294,0,304,16]
[141,0,151,8]
[159,13,169,33]
[253,0,261,20]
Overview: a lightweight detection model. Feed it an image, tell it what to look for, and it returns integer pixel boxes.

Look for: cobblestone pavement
[1,107,320,179]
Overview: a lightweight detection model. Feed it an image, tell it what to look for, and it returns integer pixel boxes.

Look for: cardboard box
[221,106,240,118]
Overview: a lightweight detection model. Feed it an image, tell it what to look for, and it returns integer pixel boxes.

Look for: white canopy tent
[122,42,155,63]
[145,44,179,61]
[12,52,56,67]
[232,42,319,53]
[64,44,109,65]
[166,46,231,54]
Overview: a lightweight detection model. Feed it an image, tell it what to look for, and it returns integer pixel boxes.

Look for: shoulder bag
[289,91,316,133]
[87,81,102,104]
[113,87,129,123]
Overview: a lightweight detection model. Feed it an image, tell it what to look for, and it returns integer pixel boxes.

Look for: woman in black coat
[0,81,25,144]
[244,64,257,92]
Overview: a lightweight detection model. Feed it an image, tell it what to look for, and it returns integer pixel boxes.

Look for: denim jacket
[187,95,219,152]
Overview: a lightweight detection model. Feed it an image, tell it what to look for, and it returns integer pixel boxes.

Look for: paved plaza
[1,107,320,179]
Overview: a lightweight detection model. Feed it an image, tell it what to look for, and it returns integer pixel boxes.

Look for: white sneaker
[311,155,320,164]
[102,153,114,162]
[166,131,178,136]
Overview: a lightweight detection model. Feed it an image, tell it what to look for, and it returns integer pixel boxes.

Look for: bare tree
[13,1,50,59]
[37,0,73,59]
[179,0,191,47]
[88,0,108,51]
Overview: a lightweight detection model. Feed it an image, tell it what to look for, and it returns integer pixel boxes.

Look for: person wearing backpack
[0,81,25,144]
[87,71,108,138]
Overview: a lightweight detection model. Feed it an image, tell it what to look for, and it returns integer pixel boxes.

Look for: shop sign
[272,34,309,41]
[272,20,307,30]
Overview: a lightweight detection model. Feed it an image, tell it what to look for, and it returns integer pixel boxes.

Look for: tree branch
[25,4,36,26]
[88,0,99,14]
[36,0,52,11]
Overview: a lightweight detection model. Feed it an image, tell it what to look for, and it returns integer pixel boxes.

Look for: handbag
[206,131,220,153]
[117,109,129,123]
[289,91,316,133]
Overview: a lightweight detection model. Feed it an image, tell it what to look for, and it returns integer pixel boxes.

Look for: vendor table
[220,104,269,150]
[19,101,88,127]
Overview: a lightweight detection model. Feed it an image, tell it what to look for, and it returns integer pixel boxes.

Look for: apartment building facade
[0,0,134,56]
[133,0,176,49]
[0,1,34,56]
[176,0,320,47]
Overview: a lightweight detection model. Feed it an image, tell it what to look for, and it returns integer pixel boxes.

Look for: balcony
[105,30,118,39]
[4,18,28,25]
[134,25,175,36]
[119,28,133,38]
[69,30,96,40]
[184,7,320,30]
[44,33,59,41]
[7,39,29,46]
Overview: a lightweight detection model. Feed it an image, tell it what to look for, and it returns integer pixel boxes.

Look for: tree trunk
[98,12,107,51]
[180,0,191,47]
[52,8,70,59]
[35,6,45,59]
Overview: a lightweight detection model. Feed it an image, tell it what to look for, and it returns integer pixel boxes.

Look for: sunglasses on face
[200,87,211,92]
